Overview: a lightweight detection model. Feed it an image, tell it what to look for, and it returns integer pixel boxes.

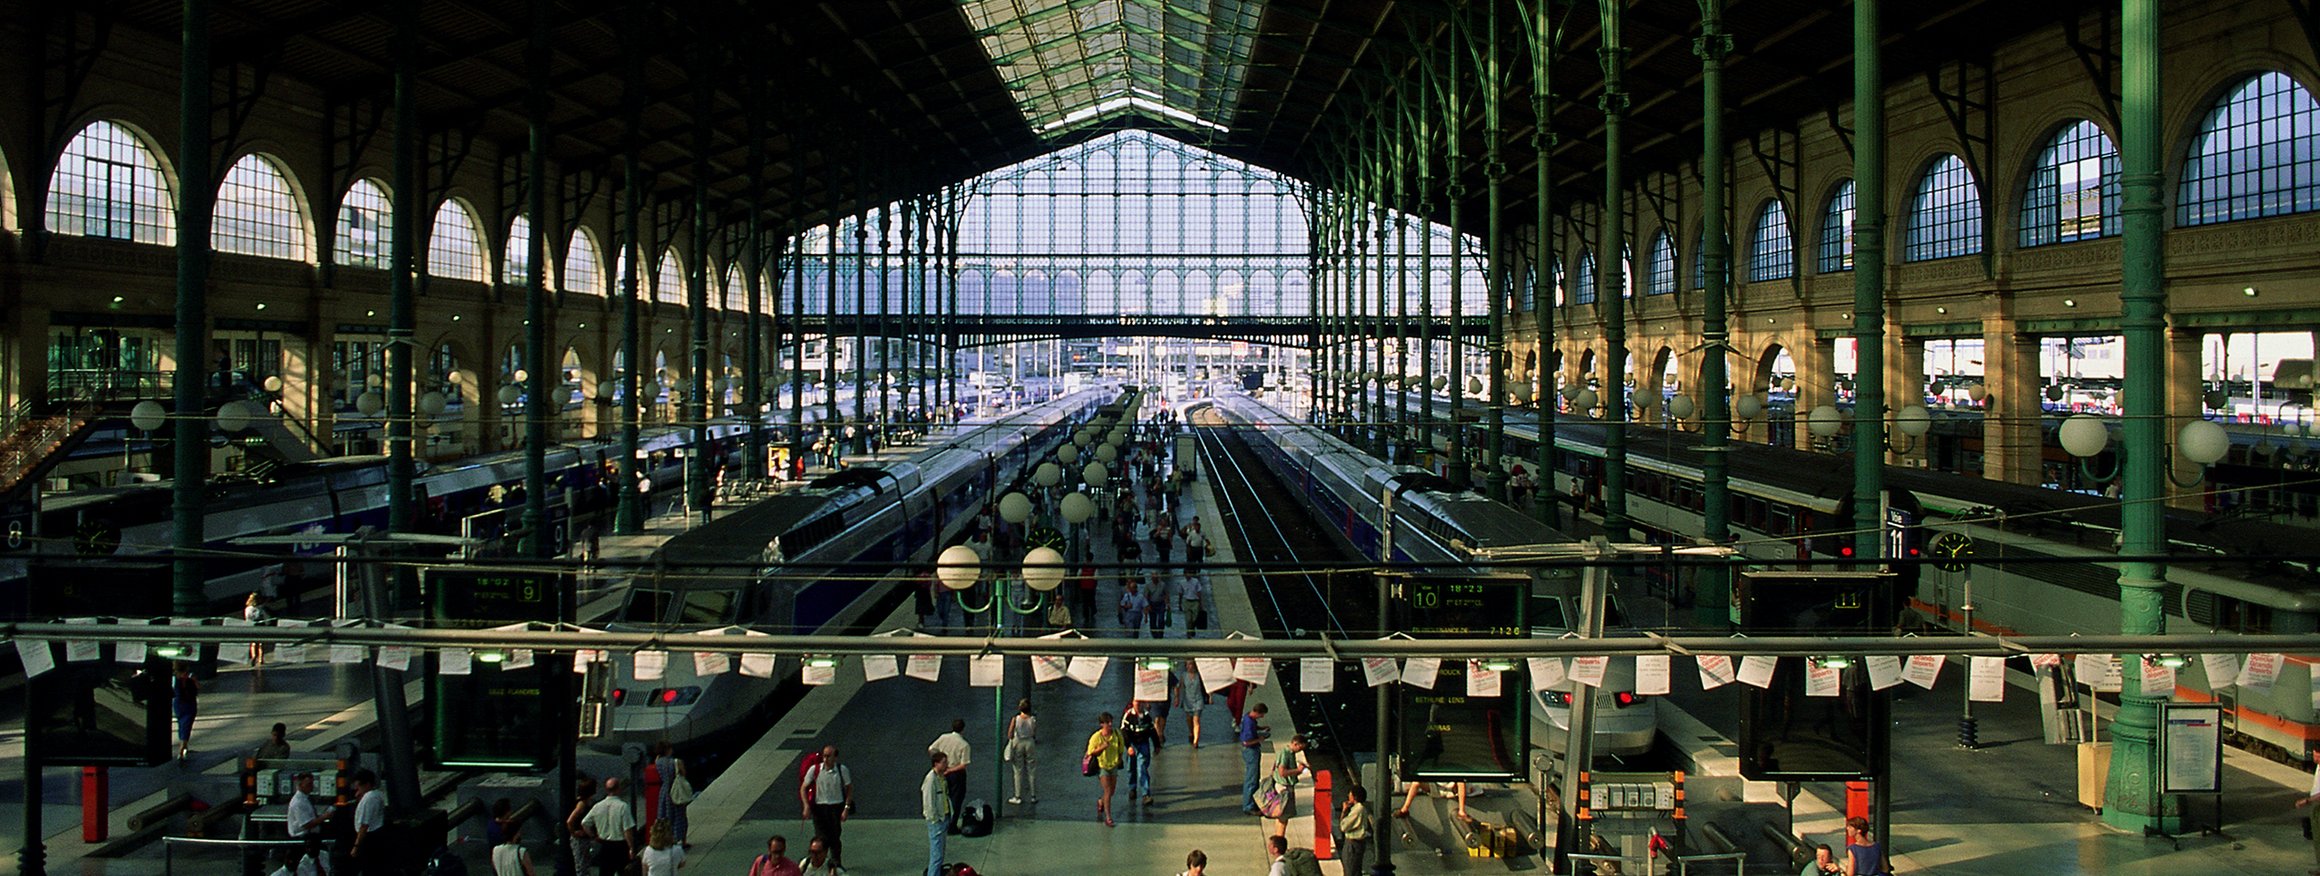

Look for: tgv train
[1209,393,1659,759]
[16,423,751,609]
[1397,396,2320,760]
[596,387,1116,748]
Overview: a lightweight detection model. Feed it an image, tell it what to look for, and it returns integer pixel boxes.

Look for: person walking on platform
[748,835,801,876]
[638,820,683,875]
[652,740,691,846]
[1084,712,1125,827]
[1004,699,1038,805]
[1840,816,1883,876]
[1146,572,1172,636]
[1238,703,1270,815]
[492,818,538,876]
[799,745,853,868]
[1178,662,1209,747]
[1151,516,1175,563]
[921,751,951,876]
[1178,573,1208,635]
[1181,521,1208,572]
[1266,734,1311,846]
[1072,564,1099,630]
[564,775,599,868]
[171,661,199,761]
[1118,579,1150,639]
[798,836,841,876]
[1120,701,1157,806]
[1175,849,1208,876]
[346,768,388,874]
[928,719,972,834]
[581,777,639,876]
[1338,785,1373,876]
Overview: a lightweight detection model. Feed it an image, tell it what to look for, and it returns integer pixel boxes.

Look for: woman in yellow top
[1085,712,1126,827]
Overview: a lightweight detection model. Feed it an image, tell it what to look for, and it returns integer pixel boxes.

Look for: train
[1388,393,2320,761]
[594,386,1118,748]
[1206,392,1661,761]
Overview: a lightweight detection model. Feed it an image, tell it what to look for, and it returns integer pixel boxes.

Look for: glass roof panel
[960,0,1258,137]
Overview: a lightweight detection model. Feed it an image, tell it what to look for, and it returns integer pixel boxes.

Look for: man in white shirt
[348,769,386,874]
[581,777,638,876]
[285,771,332,863]
[927,720,971,834]
[921,752,950,876]
[798,834,843,876]
[798,745,853,868]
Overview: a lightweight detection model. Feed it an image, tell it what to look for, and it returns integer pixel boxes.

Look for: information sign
[1736,571,1895,781]
[424,568,570,768]
[21,561,172,766]
[1393,574,1526,782]
[2159,702,2224,794]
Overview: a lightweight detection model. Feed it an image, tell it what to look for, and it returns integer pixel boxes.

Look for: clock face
[1928,532,1973,572]
[1027,524,1065,552]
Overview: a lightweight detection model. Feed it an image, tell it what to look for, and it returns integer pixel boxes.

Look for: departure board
[1736,571,1895,781]
[424,568,570,768]
[22,561,172,766]
[1393,574,1526,782]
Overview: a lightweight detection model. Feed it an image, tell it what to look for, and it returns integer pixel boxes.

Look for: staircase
[0,404,99,497]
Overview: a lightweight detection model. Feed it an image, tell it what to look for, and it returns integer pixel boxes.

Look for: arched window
[1747,200,1794,281]
[213,154,307,260]
[562,228,605,295]
[1520,263,1536,312]
[334,179,392,269]
[1644,231,1675,295]
[654,249,684,304]
[425,200,487,282]
[1691,229,1728,290]
[1574,250,1597,305]
[1904,154,1983,262]
[724,263,747,311]
[2179,72,2320,226]
[503,215,553,286]
[46,120,174,243]
[2021,120,2121,246]
[1817,180,1855,273]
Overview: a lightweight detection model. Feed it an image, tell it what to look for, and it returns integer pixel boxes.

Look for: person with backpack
[1264,835,1324,876]
[1120,701,1157,807]
[747,835,800,876]
[1266,735,1311,847]
[798,745,853,869]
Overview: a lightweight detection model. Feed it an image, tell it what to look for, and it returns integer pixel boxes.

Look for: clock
[1928,532,1974,573]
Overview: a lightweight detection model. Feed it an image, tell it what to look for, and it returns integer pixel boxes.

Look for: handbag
[667,771,695,806]
[1081,753,1099,777]
[1254,778,1288,818]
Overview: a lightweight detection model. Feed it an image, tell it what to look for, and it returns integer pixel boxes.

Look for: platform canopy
[106,0,2087,233]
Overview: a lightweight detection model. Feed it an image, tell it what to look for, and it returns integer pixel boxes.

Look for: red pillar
[81,767,107,842]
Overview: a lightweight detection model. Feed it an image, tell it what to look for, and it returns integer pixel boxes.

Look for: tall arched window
[2021,120,2121,246]
[562,228,605,295]
[1574,250,1597,305]
[214,154,308,260]
[335,179,392,268]
[654,249,684,304]
[1644,231,1675,295]
[724,263,747,311]
[425,200,487,282]
[503,215,547,286]
[2179,72,2320,226]
[46,120,175,243]
[1904,154,1983,262]
[1817,180,1855,273]
[1519,264,1536,313]
[1747,200,1794,281]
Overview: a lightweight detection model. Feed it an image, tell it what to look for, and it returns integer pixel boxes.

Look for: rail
[162,835,319,876]
[1674,850,1748,874]
[48,368,173,402]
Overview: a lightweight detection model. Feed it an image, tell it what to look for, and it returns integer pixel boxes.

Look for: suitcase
[958,799,994,837]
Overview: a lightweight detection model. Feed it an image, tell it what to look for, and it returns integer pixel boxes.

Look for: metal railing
[48,368,173,401]
[162,834,321,876]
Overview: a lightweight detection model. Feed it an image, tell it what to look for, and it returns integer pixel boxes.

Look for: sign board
[424,568,570,769]
[1736,571,1895,781]
[2159,702,2224,794]
[22,561,172,766]
[1394,574,1526,782]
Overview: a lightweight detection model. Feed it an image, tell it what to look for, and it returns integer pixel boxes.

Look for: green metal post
[1696,0,1733,626]
[744,95,768,483]
[522,0,551,559]
[614,15,644,534]
[791,234,807,457]
[1393,104,1413,464]
[853,198,869,447]
[1597,0,1630,540]
[825,214,840,429]
[171,0,214,617]
[1525,0,1560,527]
[385,0,418,538]
[1418,90,1437,462]
[1444,24,1472,492]
[2103,0,2178,834]
[879,203,893,442]
[1482,0,1510,503]
[1851,0,1888,562]
[687,72,712,523]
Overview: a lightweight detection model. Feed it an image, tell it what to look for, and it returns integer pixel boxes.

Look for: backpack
[957,800,994,837]
[799,752,826,801]
[1282,848,1323,876]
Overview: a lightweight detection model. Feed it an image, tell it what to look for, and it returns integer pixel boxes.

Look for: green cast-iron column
[1418,91,1438,461]
[1480,0,1510,502]
[743,95,768,482]
[824,214,840,428]
[1696,0,1734,625]
[1597,0,1631,539]
[1851,0,1889,561]
[1524,0,1560,527]
[521,0,552,557]
[852,209,868,445]
[1444,26,1472,491]
[613,23,644,534]
[685,72,712,522]
[2104,0,2178,833]
[878,204,893,438]
[1393,104,1413,463]
[385,0,419,537]
[790,234,807,454]
[170,0,214,618]
[1373,135,1392,460]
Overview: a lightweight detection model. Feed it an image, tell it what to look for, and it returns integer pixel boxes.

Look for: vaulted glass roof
[959,0,1261,137]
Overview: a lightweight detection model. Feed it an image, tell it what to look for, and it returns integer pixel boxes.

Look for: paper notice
[970,655,1004,688]
[1527,657,1567,691]
[2201,653,2241,689]
[1969,655,2006,702]
[1570,656,1609,688]
[1136,667,1169,701]
[1804,663,1840,697]
[1234,657,1270,685]
[218,617,253,665]
[1300,658,1336,693]
[440,648,473,676]
[1363,657,1401,687]
[1401,656,1440,689]
[738,651,775,678]
[802,661,835,686]
[507,650,535,670]
[633,650,666,681]
[859,654,897,681]
[1467,662,1503,697]
[1903,654,1944,689]
[2139,656,2175,698]
[1736,655,1777,688]
[695,650,731,677]
[1033,655,1069,684]
[331,643,366,665]
[2239,653,2282,691]
[63,618,98,663]
[275,619,310,664]
[906,654,942,682]
[1865,655,1903,690]
[1695,655,1735,689]
[1067,655,1109,687]
[1635,655,1670,696]
[16,639,52,678]
[377,645,413,672]
[1196,657,1235,692]
[117,637,146,664]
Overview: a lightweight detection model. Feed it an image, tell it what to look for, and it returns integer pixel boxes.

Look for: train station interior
[5,0,2320,874]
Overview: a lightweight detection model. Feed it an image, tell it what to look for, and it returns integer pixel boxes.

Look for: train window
[1528,597,1569,631]
[680,590,736,625]
[1768,506,1793,536]
[621,590,676,623]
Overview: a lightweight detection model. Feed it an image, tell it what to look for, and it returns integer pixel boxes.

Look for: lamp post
[937,542,1066,815]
